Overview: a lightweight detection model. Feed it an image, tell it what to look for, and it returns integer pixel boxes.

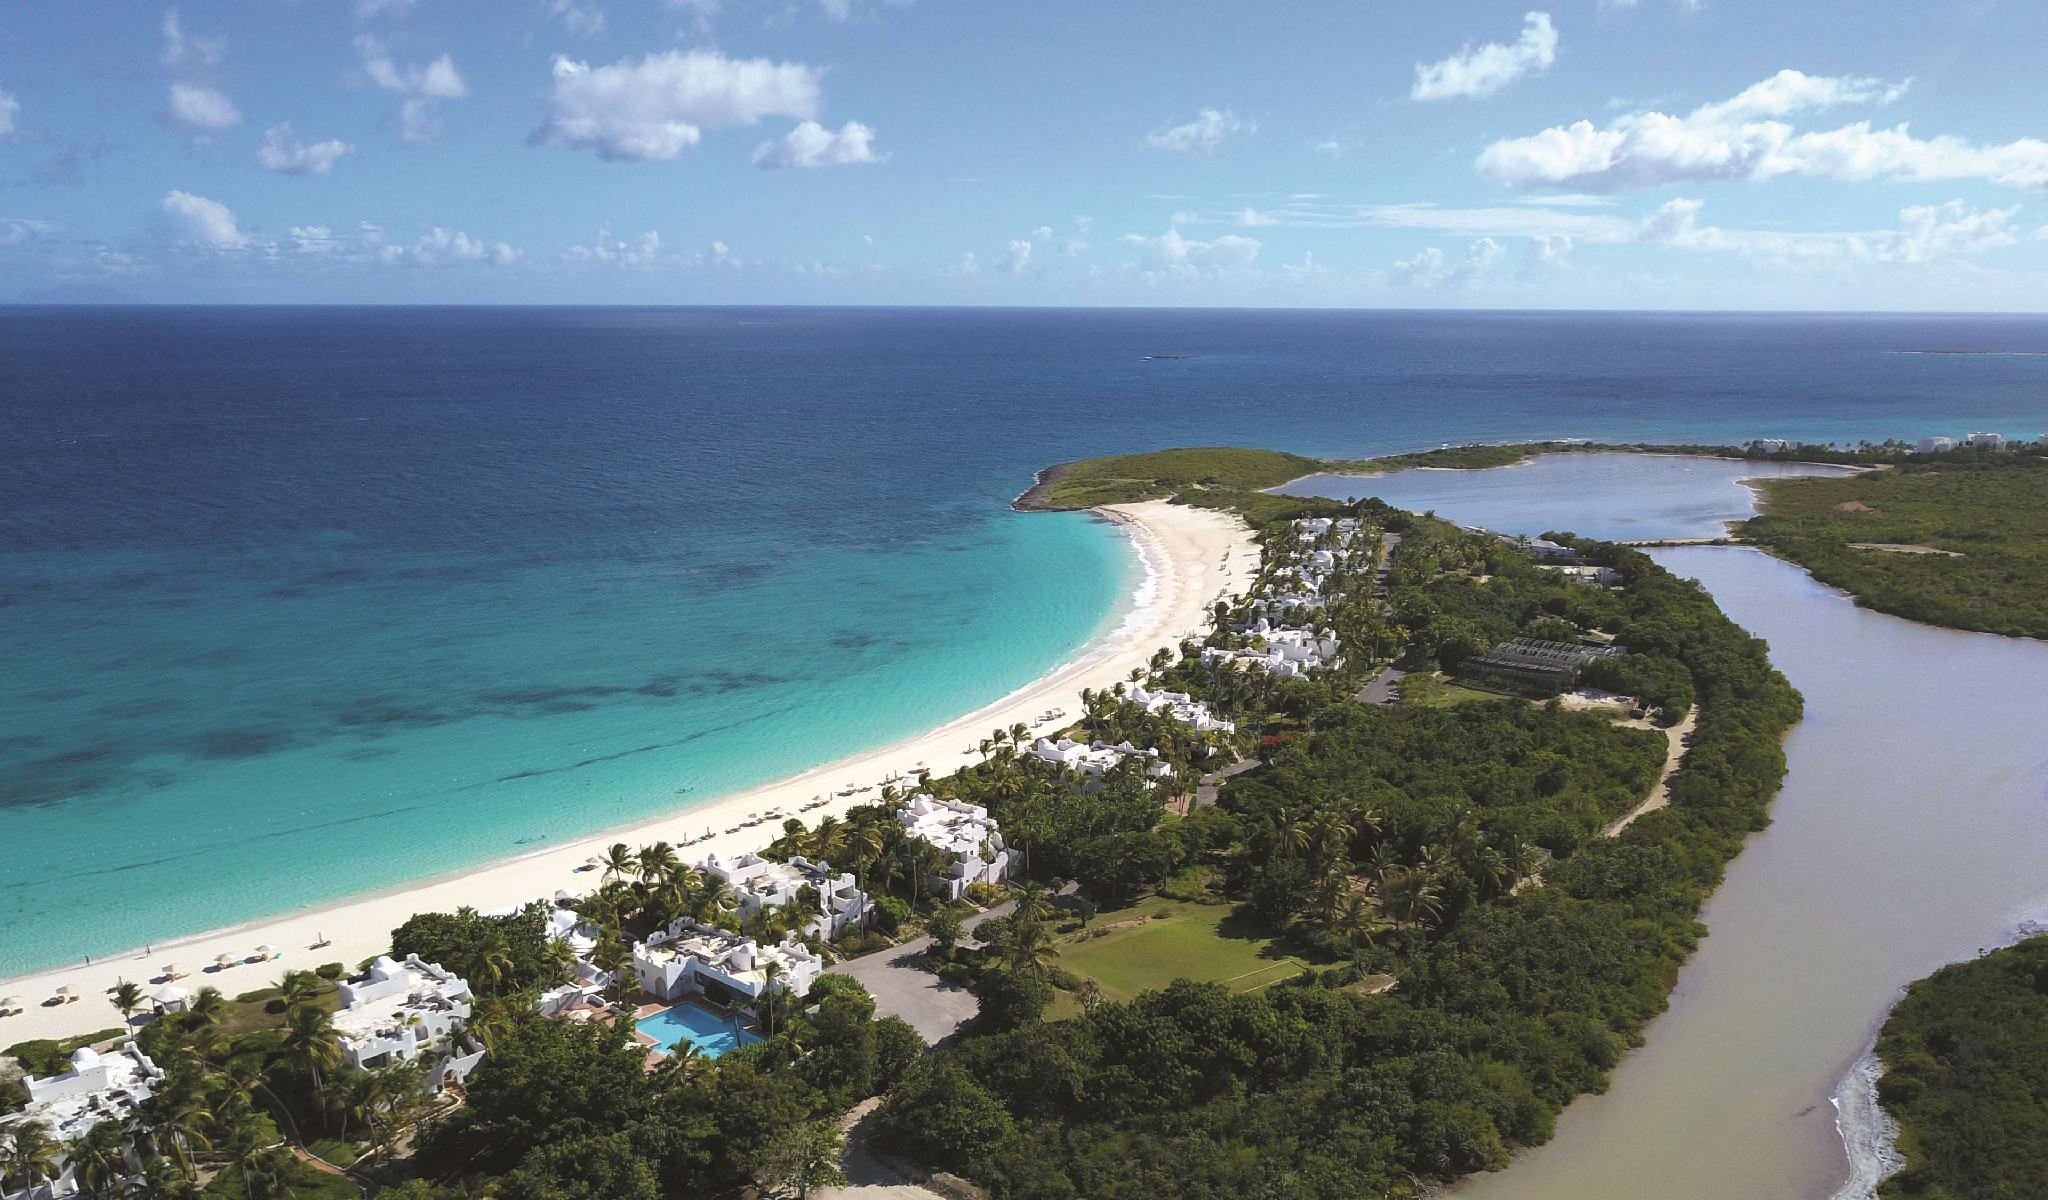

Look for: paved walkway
[818,1099,955,1200]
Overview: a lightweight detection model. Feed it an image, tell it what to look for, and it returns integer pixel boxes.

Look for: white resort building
[534,904,614,1017]
[1027,737,1175,789]
[0,1043,164,1200]
[333,955,485,1092]
[1128,683,1236,733]
[699,851,872,940]
[897,793,1015,900]
[1915,436,1956,454]
[630,919,822,1012]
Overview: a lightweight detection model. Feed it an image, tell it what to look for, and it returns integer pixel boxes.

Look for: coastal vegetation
[1017,438,1913,512]
[1018,447,1327,510]
[866,479,1802,1198]
[6,445,1816,1200]
[1874,934,2048,1199]
[1744,455,2048,639]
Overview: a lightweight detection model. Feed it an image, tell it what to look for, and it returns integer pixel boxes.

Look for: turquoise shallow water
[5,306,2046,978]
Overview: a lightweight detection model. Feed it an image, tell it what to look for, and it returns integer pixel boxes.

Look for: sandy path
[1602,704,1701,838]
[0,501,1257,1046]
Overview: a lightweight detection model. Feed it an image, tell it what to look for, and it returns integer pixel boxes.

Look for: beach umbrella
[55,986,76,1003]
[254,944,275,956]
[0,996,20,1013]
[162,963,183,979]
[214,953,235,968]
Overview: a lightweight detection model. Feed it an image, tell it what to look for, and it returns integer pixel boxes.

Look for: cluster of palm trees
[1255,801,1542,952]
[774,811,954,913]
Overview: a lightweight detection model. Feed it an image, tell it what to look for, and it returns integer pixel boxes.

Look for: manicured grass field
[1054,898,1302,1002]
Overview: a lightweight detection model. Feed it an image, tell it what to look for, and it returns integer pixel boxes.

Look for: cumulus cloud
[752,120,884,169]
[358,36,467,141]
[258,125,355,175]
[1145,108,1252,154]
[167,83,241,130]
[161,190,248,248]
[380,225,522,266]
[534,50,823,161]
[1412,12,1557,102]
[1003,239,1033,275]
[160,8,223,72]
[1393,237,1505,287]
[0,89,18,139]
[1476,68,2048,191]
[1120,226,1261,271]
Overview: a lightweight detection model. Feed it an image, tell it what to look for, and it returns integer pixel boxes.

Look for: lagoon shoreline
[0,499,1258,1046]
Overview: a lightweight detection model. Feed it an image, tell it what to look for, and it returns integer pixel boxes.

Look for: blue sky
[3,0,2046,307]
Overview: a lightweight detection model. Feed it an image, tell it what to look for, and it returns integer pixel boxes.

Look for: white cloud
[161,190,248,248]
[1412,12,1557,102]
[1,217,59,246]
[1312,138,1346,157]
[355,0,420,19]
[287,225,341,254]
[160,8,224,72]
[543,0,606,35]
[358,37,467,142]
[0,89,18,139]
[535,50,823,161]
[167,83,241,130]
[947,251,979,278]
[1120,226,1261,271]
[382,225,520,266]
[258,125,355,175]
[1393,237,1504,287]
[564,224,666,265]
[1523,234,1574,274]
[1638,196,2022,264]
[1476,69,2048,191]
[1003,239,1032,275]
[1145,108,1252,154]
[752,120,884,169]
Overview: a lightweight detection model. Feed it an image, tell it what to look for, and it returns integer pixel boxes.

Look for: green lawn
[1054,898,1302,1002]
[1400,672,1508,708]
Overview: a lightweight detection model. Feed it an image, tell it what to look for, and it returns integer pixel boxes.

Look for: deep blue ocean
[4,307,2045,977]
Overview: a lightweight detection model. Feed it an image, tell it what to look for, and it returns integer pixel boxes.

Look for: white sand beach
[0,500,1256,1046]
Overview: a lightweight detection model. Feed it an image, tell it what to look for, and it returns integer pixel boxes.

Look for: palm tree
[811,815,846,863]
[2,1119,62,1196]
[471,932,516,991]
[188,985,228,1028]
[144,1090,215,1181]
[66,1119,132,1200]
[282,1003,344,1097]
[601,842,636,883]
[276,969,323,1010]
[1331,893,1392,952]
[1379,868,1443,933]
[760,960,785,1037]
[637,841,680,884]
[112,980,144,1025]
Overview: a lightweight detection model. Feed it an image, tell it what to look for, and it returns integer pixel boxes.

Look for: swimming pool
[635,1002,762,1059]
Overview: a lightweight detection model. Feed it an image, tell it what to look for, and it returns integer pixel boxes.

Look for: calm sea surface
[4,307,2047,978]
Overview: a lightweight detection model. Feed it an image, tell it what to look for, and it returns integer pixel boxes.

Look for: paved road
[825,898,1018,1045]
[1355,663,1408,705]
[1194,757,1261,807]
